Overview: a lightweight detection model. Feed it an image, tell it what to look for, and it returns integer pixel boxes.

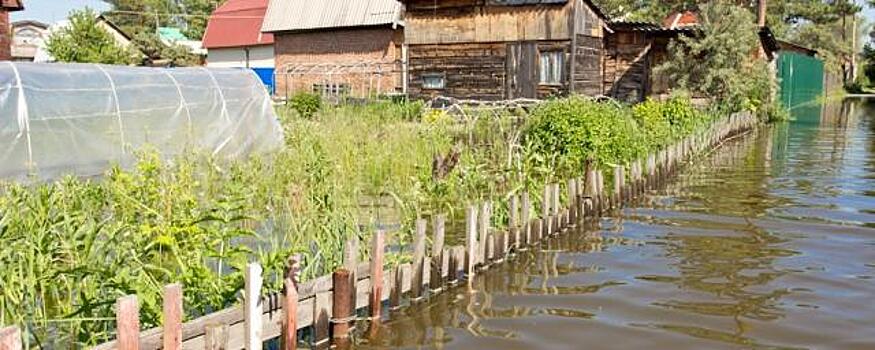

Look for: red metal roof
[202,0,273,49]
[662,11,699,30]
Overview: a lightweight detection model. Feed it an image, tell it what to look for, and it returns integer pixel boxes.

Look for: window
[422,73,446,89]
[312,83,349,97]
[539,51,564,85]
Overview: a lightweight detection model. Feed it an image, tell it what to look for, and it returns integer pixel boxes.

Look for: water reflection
[356,98,875,350]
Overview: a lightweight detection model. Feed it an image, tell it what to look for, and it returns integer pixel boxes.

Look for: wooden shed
[603,21,695,103]
[402,0,608,100]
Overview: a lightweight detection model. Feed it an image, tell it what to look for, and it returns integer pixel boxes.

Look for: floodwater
[357,99,875,350]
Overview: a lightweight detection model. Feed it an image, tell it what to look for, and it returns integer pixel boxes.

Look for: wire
[104,10,263,19]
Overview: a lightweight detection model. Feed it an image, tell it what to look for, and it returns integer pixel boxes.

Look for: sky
[11,0,109,24]
[9,0,875,38]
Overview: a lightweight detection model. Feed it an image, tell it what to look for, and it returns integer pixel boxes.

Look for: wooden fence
[0,113,757,350]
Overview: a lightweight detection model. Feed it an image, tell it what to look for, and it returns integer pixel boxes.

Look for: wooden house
[603,21,695,102]
[402,0,609,100]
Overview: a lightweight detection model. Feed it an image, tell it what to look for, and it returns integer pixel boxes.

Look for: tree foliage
[656,1,779,119]
[45,9,136,65]
[101,0,225,40]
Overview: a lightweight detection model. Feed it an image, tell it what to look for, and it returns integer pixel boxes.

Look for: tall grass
[0,95,718,348]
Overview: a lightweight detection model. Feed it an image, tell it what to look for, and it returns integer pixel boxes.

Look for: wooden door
[506,42,538,99]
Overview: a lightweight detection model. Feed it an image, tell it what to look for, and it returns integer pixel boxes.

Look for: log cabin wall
[403,0,607,100]
[603,30,651,103]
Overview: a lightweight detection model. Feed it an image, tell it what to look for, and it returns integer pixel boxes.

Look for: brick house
[203,0,275,90]
[402,0,609,100]
[0,0,24,61]
[262,0,404,99]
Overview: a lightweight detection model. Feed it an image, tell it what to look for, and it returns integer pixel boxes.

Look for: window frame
[539,50,565,86]
[422,73,446,90]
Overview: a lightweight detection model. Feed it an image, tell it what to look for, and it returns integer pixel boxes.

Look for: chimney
[758,0,767,27]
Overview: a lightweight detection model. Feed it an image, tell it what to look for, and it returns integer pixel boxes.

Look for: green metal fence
[778,51,824,110]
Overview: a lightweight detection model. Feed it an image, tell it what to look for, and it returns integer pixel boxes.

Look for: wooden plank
[162,284,183,350]
[521,192,531,246]
[312,292,331,349]
[0,326,22,350]
[244,263,263,350]
[204,324,228,350]
[116,295,140,350]
[478,202,490,266]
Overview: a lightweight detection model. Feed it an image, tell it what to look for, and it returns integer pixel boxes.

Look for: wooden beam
[0,326,22,350]
[244,263,263,350]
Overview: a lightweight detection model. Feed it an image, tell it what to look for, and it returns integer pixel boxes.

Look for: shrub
[289,92,322,119]
[523,97,647,177]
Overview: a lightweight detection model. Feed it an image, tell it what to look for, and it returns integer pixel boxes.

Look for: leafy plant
[289,92,323,119]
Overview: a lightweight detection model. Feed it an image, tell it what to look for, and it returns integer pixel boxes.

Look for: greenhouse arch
[0,62,284,180]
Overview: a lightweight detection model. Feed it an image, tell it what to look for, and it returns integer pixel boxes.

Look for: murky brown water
[356,99,875,349]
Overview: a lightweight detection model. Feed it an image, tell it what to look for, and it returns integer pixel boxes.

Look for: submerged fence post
[245,263,263,350]
[521,192,531,247]
[411,219,427,300]
[509,194,519,249]
[162,284,183,350]
[479,202,490,266]
[370,229,385,320]
[116,295,140,350]
[0,326,22,350]
[431,214,446,291]
[542,185,552,235]
[613,165,624,208]
[465,205,478,279]
[331,269,353,344]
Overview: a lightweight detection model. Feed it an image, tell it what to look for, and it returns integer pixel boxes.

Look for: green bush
[523,97,647,177]
[289,92,322,119]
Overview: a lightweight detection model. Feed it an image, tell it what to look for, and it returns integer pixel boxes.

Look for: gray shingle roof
[262,0,403,33]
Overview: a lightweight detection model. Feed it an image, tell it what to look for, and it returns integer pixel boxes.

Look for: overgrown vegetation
[656,2,785,122]
[1,96,723,348]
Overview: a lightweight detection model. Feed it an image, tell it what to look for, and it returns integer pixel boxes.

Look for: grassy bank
[0,95,720,347]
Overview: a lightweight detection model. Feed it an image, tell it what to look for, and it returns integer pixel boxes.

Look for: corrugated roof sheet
[487,0,568,5]
[203,0,274,49]
[262,0,402,33]
[609,20,697,33]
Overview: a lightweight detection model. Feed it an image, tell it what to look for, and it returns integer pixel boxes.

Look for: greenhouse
[0,62,284,180]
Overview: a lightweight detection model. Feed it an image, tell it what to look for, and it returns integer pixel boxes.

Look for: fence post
[479,202,490,266]
[0,326,22,350]
[542,185,552,235]
[466,205,478,278]
[509,194,519,249]
[430,214,446,291]
[244,263,263,350]
[411,219,427,300]
[282,255,299,350]
[116,295,140,350]
[370,229,385,320]
[521,192,531,247]
[331,269,353,343]
[162,284,183,350]
[613,165,624,208]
